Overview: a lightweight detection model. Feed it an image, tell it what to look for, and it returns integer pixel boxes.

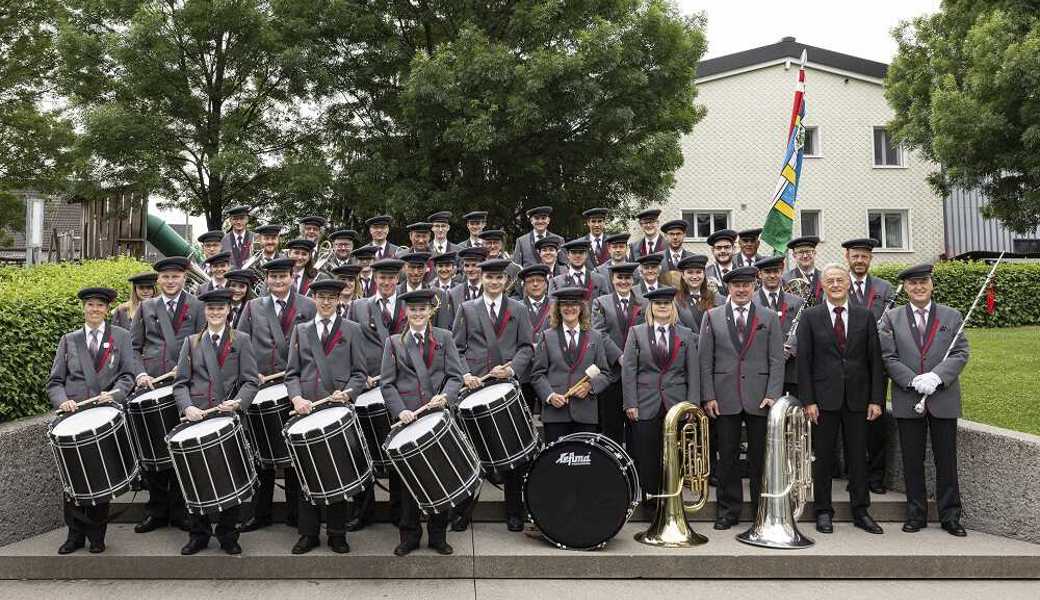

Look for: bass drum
[524,432,640,550]
[125,385,180,470]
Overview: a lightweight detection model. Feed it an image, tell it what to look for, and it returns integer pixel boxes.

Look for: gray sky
[678,0,941,63]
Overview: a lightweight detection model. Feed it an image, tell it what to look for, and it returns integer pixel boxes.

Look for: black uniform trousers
[142,468,185,524]
[716,412,767,522]
[812,407,871,515]
[350,479,400,525]
[63,500,110,544]
[189,505,240,544]
[898,415,961,523]
[597,380,625,445]
[626,414,664,502]
[251,467,299,522]
[544,421,597,444]
[866,386,889,487]
[391,473,448,545]
[298,498,349,538]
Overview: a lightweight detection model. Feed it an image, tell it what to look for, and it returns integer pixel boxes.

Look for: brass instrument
[634,401,711,547]
[240,246,268,295]
[736,393,814,548]
[876,283,903,329]
[184,261,212,295]
[781,276,814,349]
[313,240,335,275]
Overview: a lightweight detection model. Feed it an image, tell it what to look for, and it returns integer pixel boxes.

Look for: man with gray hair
[797,263,885,536]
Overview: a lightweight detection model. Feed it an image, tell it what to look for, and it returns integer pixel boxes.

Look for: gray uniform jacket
[111,305,133,331]
[752,288,803,384]
[591,293,647,352]
[782,267,823,303]
[285,317,369,402]
[530,328,618,424]
[446,283,480,325]
[849,274,894,323]
[734,253,765,268]
[676,293,726,333]
[659,248,695,277]
[513,231,563,267]
[236,292,317,375]
[173,329,259,413]
[879,303,969,419]
[369,242,402,260]
[549,268,609,302]
[452,296,534,379]
[698,303,785,416]
[627,236,665,262]
[347,294,409,375]
[396,283,454,330]
[578,234,612,269]
[130,293,207,377]
[380,327,464,417]
[596,261,642,294]
[48,325,138,407]
[621,323,700,420]
[221,230,254,269]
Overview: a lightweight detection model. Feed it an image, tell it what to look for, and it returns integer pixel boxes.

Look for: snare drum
[283,405,374,504]
[125,385,179,470]
[354,388,393,477]
[49,405,139,506]
[457,381,540,472]
[244,383,292,466]
[166,415,257,515]
[382,410,482,515]
[524,432,640,550]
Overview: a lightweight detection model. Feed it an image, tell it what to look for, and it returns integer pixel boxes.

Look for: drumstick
[259,370,286,385]
[289,387,357,417]
[180,399,241,422]
[55,391,113,414]
[389,402,437,432]
[136,369,177,389]
[563,365,601,399]
[476,361,512,384]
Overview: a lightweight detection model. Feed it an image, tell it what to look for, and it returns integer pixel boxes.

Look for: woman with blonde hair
[529,287,618,443]
[111,272,157,330]
[674,254,724,331]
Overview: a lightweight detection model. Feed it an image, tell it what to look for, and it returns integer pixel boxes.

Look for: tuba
[736,393,815,549]
[634,401,711,547]
[313,240,335,275]
[184,261,212,294]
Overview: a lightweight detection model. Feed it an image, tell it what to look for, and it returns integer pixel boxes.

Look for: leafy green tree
[886,1,1040,234]
[55,0,336,230]
[320,0,707,239]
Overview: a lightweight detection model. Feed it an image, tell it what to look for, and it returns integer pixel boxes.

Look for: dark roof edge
[697,37,888,80]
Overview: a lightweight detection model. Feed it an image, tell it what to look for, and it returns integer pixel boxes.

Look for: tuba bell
[183,261,212,294]
[634,401,711,547]
[736,393,815,549]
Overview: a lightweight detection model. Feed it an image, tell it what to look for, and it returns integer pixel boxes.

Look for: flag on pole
[761,50,808,254]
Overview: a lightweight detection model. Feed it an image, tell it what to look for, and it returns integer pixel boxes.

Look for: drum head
[458,382,513,411]
[128,385,174,404]
[385,411,444,451]
[253,383,288,404]
[287,406,350,435]
[52,406,121,437]
[169,416,233,443]
[525,438,630,549]
[355,388,384,408]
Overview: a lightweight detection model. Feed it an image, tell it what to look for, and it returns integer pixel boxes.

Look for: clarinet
[876,283,904,329]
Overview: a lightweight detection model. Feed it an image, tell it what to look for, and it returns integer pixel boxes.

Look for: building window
[682,210,729,239]
[802,126,820,157]
[873,127,904,167]
[868,210,909,250]
[800,209,820,238]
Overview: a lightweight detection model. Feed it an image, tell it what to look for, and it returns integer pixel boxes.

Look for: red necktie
[833,306,846,352]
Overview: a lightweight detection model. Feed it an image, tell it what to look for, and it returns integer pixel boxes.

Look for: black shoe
[713,517,737,531]
[902,519,927,533]
[328,536,351,554]
[345,517,369,532]
[134,515,168,534]
[815,513,833,534]
[507,515,524,532]
[942,520,967,537]
[853,513,884,534]
[869,482,887,495]
[239,517,272,532]
[57,538,84,555]
[88,541,105,554]
[221,541,242,555]
[429,541,454,555]
[451,513,470,532]
[394,540,419,557]
[180,537,209,555]
[292,535,321,555]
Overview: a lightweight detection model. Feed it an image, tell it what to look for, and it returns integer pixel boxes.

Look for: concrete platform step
[110,479,930,523]
[1,522,1036,580]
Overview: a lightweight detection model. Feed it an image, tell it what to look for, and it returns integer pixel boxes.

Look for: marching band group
[46,204,971,557]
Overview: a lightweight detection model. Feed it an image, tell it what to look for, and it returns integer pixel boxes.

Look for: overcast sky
[678,0,941,63]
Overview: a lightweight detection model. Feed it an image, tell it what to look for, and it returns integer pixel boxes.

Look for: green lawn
[960,326,1040,436]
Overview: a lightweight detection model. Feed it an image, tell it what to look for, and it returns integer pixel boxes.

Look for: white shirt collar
[565,326,581,338]
[207,326,226,339]
[616,292,632,301]
[852,274,868,285]
[826,298,849,314]
[730,300,751,314]
[84,322,106,338]
[910,301,933,315]
[409,325,428,338]
[378,292,397,307]
[162,292,182,305]
[483,293,503,309]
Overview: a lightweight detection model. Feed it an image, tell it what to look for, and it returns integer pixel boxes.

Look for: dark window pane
[681,212,697,234]
[696,214,711,238]
[874,129,885,165]
[713,213,728,231]
[868,212,882,243]
[803,127,816,156]
[884,212,904,248]
[801,211,818,236]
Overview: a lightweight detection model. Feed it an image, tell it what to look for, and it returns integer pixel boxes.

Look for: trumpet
[634,401,711,547]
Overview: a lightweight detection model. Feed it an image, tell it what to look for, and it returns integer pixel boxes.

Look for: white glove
[921,372,943,394]
[910,374,927,394]
[912,372,941,396]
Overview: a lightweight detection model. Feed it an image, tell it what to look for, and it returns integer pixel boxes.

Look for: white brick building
[658,37,944,266]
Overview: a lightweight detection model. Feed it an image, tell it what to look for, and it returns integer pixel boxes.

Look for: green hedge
[0,257,151,422]
[871,261,1040,328]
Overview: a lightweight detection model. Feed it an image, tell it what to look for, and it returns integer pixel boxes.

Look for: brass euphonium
[634,401,711,547]
[313,240,335,275]
[240,246,267,295]
[184,261,212,294]
[736,393,815,549]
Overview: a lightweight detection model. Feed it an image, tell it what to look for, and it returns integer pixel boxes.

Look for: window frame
[681,209,732,241]
[802,125,821,158]
[866,208,912,252]
[872,126,906,169]
[799,209,822,240]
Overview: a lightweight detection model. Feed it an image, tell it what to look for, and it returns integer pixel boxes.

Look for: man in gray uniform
[591,262,645,444]
[549,238,609,301]
[658,219,694,280]
[49,287,138,554]
[325,229,360,270]
[428,211,458,256]
[597,233,638,293]
[734,228,766,268]
[130,255,206,534]
[447,247,488,323]
[220,205,254,268]
[705,229,738,287]
[627,208,664,261]
[365,215,402,259]
[782,236,823,303]
[753,256,803,396]
[579,207,611,268]
[398,252,453,330]
[478,229,522,282]
[699,266,785,530]
[879,264,970,537]
[174,288,259,555]
[454,211,487,250]
[512,206,562,267]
